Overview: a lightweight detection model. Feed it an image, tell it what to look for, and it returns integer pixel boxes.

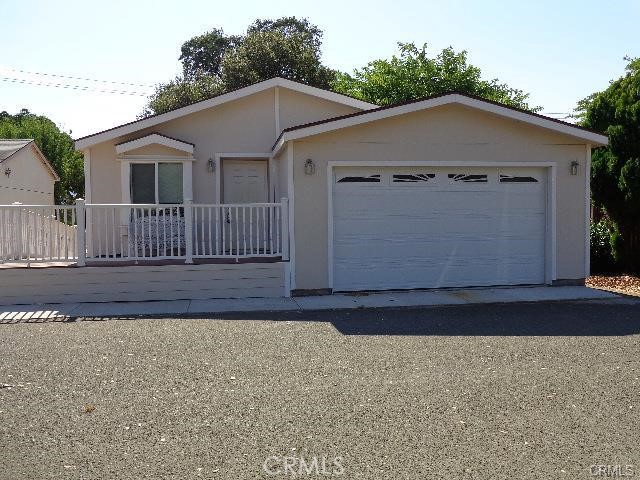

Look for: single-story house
[70,77,607,299]
[0,139,58,205]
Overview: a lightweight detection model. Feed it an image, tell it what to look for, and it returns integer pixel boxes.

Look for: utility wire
[0,66,155,88]
[0,76,150,96]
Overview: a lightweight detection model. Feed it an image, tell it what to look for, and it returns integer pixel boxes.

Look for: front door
[223,159,268,204]
[222,159,268,254]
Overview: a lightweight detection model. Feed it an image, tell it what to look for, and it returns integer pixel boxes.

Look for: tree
[142,75,225,118]
[143,17,334,116]
[179,28,241,79]
[577,57,640,267]
[221,18,334,91]
[331,43,539,111]
[0,109,84,204]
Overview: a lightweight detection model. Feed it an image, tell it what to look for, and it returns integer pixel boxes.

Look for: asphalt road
[1,300,639,479]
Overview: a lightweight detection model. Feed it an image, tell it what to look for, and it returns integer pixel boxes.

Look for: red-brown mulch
[587,274,640,297]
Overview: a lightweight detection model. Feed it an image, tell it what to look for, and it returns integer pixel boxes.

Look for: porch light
[570,161,579,175]
[304,159,316,175]
[207,158,215,172]
[4,167,11,177]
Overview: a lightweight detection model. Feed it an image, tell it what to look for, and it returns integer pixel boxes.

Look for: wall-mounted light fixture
[4,168,11,177]
[304,159,316,175]
[570,161,579,176]
[207,158,215,173]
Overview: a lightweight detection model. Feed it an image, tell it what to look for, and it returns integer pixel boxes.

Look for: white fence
[0,199,289,265]
[0,205,77,262]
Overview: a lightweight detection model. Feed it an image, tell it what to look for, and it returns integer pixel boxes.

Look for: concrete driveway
[1,300,639,479]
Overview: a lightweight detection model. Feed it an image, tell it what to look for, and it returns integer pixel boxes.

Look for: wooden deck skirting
[0,262,286,305]
[0,257,283,269]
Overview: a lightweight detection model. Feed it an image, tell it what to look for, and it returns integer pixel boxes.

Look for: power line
[0,76,150,96]
[0,66,155,88]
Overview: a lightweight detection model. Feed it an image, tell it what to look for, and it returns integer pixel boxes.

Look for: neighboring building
[72,77,607,298]
[0,139,59,205]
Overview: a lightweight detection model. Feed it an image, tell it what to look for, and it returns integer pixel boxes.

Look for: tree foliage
[579,57,640,225]
[332,43,539,110]
[577,57,640,267]
[0,109,83,204]
[143,17,334,116]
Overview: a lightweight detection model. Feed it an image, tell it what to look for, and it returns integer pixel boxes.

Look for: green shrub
[590,218,617,273]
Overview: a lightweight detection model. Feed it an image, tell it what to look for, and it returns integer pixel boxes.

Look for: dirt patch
[587,274,640,297]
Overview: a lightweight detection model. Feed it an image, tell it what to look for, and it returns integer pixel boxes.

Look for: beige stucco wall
[291,104,591,290]
[86,87,361,205]
[278,88,360,130]
[0,146,55,205]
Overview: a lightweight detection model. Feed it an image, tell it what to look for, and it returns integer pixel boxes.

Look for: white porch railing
[0,204,77,262]
[0,199,289,265]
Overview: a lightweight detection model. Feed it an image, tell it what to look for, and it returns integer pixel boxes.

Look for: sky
[1,0,638,139]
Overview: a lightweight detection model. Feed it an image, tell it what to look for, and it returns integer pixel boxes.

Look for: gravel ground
[588,275,640,297]
[1,300,639,480]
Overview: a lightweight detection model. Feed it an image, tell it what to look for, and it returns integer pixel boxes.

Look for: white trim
[75,78,377,150]
[274,86,280,140]
[326,161,557,290]
[83,148,92,254]
[115,133,194,154]
[585,144,592,278]
[287,143,296,292]
[214,153,272,204]
[549,164,557,283]
[116,155,194,162]
[124,160,188,204]
[327,161,334,290]
[83,149,91,203]
[327,160,557,168]
[274,94,609,155]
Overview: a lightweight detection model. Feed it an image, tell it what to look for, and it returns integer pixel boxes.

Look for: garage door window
[499,174,538,183]
[448,174,487,183]
[336,174,381,183]
[393,173,436,183]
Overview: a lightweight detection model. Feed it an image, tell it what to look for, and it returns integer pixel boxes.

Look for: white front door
[222,159,268,253]
[223,159,268,204]
[332,166,547,291]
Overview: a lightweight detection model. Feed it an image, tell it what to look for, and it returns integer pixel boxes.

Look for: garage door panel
[335,260,545,290]
[334,215,545,237]
[336,191,545,216]
[332,166,547,291]
[334,236,543,259]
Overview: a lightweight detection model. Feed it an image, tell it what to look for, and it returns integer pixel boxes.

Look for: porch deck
[0,201,290,303]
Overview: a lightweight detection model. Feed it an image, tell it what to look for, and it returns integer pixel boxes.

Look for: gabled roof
[0,139,31,161]
[75,77,378,150]
[0,139,59,181]
[273,91,609,153]
[115,133,194,154]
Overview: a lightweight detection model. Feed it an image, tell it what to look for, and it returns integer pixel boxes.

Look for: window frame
[130,161,184,204]
[119,155,193,206]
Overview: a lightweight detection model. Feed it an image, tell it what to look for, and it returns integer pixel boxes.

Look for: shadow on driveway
[3,300,639,336]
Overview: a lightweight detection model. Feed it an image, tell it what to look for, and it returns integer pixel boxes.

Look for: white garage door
[332,166,547,291]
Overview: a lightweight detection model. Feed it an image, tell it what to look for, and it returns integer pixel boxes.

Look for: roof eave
[271,93,609,149]
[74,77,378,150]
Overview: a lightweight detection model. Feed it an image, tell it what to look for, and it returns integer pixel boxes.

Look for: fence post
[280,197,289,261]
[76,198,86,267]
[12,202,23,261]
[184,199,194,264]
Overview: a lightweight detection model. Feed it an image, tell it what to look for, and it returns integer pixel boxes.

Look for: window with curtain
[130,162,183,204]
